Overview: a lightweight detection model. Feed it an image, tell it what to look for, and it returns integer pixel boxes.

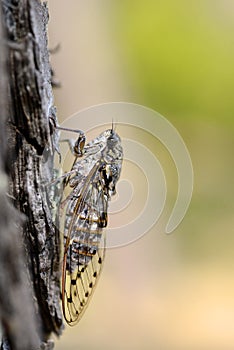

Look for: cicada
[58,126,123,325]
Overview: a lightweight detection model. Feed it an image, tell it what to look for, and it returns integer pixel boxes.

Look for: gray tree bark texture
[0,0,63,349]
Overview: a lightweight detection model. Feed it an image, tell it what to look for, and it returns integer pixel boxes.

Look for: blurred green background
[49,1,234,349]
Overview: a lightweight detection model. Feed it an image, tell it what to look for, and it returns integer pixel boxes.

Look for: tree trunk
[0,0,63,349]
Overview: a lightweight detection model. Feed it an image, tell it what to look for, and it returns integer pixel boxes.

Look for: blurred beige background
[48,1,234,349]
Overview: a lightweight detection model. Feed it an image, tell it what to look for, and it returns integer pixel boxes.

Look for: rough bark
[0,0,63,349]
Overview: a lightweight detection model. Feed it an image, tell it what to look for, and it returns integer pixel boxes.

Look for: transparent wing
[61,162,108,325]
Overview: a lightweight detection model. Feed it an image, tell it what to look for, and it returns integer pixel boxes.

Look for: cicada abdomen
[60,128,123,325]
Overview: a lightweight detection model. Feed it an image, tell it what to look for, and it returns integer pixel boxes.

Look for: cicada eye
[74,133,86,156]
[110,185,116,195]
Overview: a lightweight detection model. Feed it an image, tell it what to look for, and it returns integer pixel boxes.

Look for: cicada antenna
[111,119,117,133]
